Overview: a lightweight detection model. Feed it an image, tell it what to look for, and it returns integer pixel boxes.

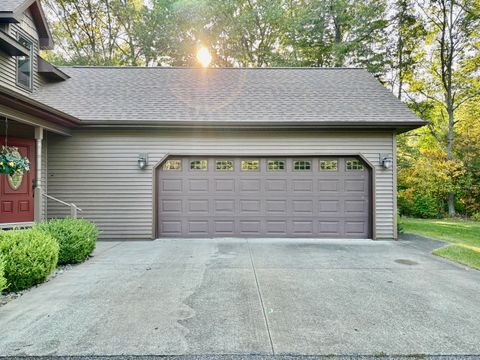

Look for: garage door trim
[152,153,376,239]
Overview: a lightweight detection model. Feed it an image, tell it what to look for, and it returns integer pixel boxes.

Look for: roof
[30,67,424,128]
[0,0,26,12]
[0,0,53,49]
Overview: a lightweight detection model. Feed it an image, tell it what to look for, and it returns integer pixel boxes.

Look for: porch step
[0,222,35,230]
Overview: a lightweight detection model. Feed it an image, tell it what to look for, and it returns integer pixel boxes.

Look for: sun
[196,47,212,68]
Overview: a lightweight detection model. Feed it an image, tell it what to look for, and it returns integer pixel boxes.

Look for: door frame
[152,152,375,240]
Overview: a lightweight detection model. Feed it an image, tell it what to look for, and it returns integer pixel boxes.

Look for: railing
[42,193,82,218]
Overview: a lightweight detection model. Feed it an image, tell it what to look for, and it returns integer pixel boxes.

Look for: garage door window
[163,159,182,170]
[216,160,234,171]
[320,160,338,171]
[190,160,208,170]
[241,160,260,171]
[267,160,285,171]
[293,160,311,171]
[346,160,364,171]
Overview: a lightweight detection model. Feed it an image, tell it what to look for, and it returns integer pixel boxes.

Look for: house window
[346,160,364,171]
[241,160,259,171]
[190,160,207,170]
[267,160,285,171]
[320,160,338,171]
[293,160,311,171]
[216,160,234,171]
[163,159,182,170]
[16,36,33,90]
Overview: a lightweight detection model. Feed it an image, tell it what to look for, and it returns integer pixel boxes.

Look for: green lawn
[401,217,480,270]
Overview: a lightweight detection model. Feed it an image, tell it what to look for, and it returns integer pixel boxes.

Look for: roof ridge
[64,66,366,70]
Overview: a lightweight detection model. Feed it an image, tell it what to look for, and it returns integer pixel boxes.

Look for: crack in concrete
[247,240,275,355]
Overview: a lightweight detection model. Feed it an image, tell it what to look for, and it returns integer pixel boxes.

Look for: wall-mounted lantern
[137,153,148,170]
[380,154,393,169]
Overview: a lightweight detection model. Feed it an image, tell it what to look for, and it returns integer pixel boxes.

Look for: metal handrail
[42,193,82,218]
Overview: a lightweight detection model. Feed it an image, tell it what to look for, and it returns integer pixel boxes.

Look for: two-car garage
[156,156,371,238]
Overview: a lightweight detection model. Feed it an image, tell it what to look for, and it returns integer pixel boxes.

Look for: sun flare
[196,47,212,67]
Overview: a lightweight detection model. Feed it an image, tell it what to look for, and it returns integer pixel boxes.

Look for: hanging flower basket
[0,146,30,176]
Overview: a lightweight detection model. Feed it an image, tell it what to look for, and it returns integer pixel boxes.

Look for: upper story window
[16,36,33,90]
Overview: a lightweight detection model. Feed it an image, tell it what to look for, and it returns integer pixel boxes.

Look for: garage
[156,156,371,238]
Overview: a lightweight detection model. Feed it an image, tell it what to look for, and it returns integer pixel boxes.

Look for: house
[0,0,425,240]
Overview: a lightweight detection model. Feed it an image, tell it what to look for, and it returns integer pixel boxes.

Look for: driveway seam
[247,239,275,355]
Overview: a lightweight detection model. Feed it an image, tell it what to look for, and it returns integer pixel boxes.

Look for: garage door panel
[214,199,235,215]
[266,179,287,191]
[318,200,340,215]
[188,179,209,192]
[318,220,341,236]
[239,220,262,234]
[292,179,313,192]
[188,199,209,215]
[318,179,341,192]
[157,156,370,238]
[266,200,287,214]
[240,199,261,215]
[240,179,261,192]
[292,200,314,215]
[215,179,235,192]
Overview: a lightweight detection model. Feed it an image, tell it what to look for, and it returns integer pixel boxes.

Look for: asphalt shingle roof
[31,67,423,126]
[0,0,27,12]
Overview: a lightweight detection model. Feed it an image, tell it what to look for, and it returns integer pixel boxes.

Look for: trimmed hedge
[0,228,58,292]
[37,218,99,265]
[0,255,7,292]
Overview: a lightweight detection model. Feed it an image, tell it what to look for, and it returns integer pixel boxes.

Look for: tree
[406,0,480,216]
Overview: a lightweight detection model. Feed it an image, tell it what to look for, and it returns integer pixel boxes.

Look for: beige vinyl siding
[0,9,41,95]
[46,129,396,240]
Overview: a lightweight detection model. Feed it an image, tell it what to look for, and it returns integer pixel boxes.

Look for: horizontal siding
[0,9,41,95]
[46,129,395,240]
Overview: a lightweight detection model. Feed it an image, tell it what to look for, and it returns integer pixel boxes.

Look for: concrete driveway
[0,237,479,357]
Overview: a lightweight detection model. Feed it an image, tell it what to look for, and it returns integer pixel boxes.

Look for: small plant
[471,213,480,222]
[397,213,404,235]
[0,228,58,292]
[0,255,7,292]
[0,145,30,176]
[37,218,99,265]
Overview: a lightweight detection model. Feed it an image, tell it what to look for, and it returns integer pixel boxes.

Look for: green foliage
[471,213,480,222]
[0,228,59,292]
[397,214,404,234]
[0,255,7,292]
[0,146,30,176]
[37,218,99,265]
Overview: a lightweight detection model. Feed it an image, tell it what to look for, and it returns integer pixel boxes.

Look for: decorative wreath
[0,146,30,176]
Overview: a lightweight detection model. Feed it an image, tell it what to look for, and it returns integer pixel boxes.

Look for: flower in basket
[0,146,30,176]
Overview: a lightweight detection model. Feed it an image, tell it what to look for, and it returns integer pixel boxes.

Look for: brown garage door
[156,157,370,238]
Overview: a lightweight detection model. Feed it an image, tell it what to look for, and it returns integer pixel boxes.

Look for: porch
[0,93,79,227]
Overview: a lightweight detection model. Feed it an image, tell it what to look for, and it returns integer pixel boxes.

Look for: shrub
[471,213,480,222]
[0,228,58,292]
[397,214,404,235]
[37,218,99,265]
[0,255,7,292]
[412,194,440,218]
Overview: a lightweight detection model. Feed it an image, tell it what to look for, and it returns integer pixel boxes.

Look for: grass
[401,217,480,270]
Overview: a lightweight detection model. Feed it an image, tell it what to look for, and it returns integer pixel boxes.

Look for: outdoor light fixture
[137,153,148,170]
[380,154,393,169]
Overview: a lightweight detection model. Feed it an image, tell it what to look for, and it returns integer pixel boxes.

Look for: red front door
[0,137,36,223]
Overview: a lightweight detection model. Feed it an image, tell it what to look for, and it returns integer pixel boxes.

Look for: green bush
[412,194,440,218]
[397,214,404,235]
[471,213,480,222]
[37,218,99,265]
[0,255,7,292]
[0,228,58,292]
